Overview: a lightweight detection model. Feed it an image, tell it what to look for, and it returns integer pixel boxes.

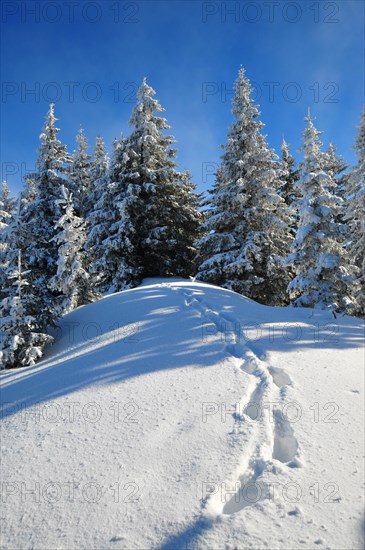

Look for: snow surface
[1,278,364,549]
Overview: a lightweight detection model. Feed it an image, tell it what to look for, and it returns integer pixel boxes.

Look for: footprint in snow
[268,366,292,388]
[273,409,298,463]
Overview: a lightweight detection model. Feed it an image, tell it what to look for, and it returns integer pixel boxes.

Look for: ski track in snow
[162,282,299,517]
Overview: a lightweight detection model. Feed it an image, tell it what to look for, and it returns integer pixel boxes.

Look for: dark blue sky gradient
[1,0,364,195]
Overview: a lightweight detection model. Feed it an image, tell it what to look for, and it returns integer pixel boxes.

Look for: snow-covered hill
[1,279,364,550]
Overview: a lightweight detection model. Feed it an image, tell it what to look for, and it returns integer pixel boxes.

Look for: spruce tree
[325,142,349,197]
[279,139,300,208]
[0,181,15,228]
[1,205,52,369]
[324,142,350,231]
[50,186,95,316]
[0,181,15,296]
[22,103,70,327]
[166,169,204,278]
[288,113,350,313]
[21,173,37,209]
[86,135,133,291]
[85,136,110,288]
[69,128,92,218]
[94,78,203,291]
[344,108,365,316]
[88,136,109,207]
[278,140,300,291]
[126,78,202,281]
[196,68,291,305]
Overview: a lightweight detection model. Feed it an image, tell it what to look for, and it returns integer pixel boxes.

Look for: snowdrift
[1,278,364,549]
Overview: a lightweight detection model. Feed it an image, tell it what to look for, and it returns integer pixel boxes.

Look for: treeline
[0,70,364,369]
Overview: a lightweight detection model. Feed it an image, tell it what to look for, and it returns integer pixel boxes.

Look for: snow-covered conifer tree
[288,113,350,312]
[85,136,110,288]
[69,128,92,217]
[279,139,300,207]
[21,173,37,209]
[0,181,16,296]
[324,142,350,230]
[344,108,365,316]
[50,186,95,316]
[0,181,15,246]
[0,250,52,369]
[165,169,204,278]
[124,78,202,282]
[22,103,70,327]
[94,78,203,291]
[88,136,109,207]
[85,135,132,291]
[0,205,52,369]
[325,142,349,196]
[279,139,301,250]
[196,68,291,305]
[0,181,15,228]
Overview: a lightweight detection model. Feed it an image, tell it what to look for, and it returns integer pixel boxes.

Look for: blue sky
[1,0,364,195]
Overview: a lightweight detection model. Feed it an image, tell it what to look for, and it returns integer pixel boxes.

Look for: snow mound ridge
[1,278,364,550]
